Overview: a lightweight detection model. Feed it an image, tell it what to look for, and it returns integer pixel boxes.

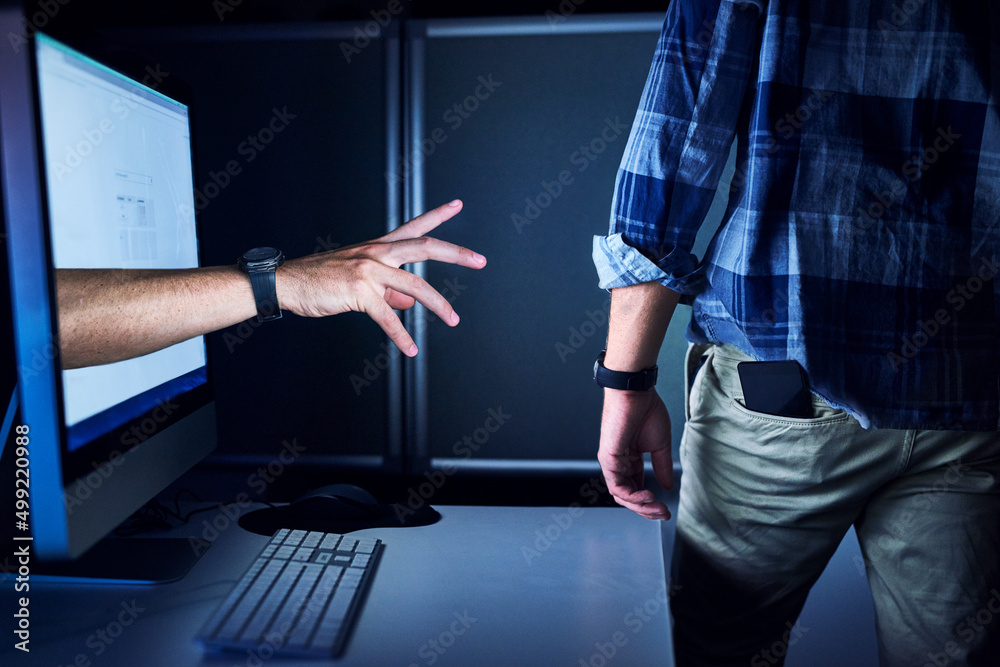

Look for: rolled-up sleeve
[594,0,763,293]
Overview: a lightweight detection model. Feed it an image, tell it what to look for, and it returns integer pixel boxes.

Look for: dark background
[2,0,718,509]
[30,0,668,25]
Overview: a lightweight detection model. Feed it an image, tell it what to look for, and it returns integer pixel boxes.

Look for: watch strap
[594,351,658,391]
[248,269,281,322]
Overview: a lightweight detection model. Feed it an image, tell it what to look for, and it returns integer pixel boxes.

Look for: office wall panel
[409,17,668,465]
[104,26,399,463]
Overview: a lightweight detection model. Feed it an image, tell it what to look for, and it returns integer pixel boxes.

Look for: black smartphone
[737,360,812,418]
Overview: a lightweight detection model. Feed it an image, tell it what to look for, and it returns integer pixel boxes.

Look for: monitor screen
[0,16,216,566]
[34,33,208,452]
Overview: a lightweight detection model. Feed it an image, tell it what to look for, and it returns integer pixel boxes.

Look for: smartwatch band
[593,350,658,391]
[248,269,280,322]
[238,247,284,322]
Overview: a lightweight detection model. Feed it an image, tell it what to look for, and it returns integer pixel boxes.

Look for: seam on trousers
[894,429,917,477]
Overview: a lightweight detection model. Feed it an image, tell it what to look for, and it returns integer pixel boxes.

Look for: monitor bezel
[1,13,217,561]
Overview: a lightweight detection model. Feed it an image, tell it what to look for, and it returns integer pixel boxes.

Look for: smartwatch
[593,350,658,391]
[238,247,284,322]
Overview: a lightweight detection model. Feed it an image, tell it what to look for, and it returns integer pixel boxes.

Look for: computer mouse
[286,483,381,521]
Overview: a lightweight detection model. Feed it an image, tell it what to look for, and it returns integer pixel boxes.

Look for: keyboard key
[273,546,296,560]
[240,562,303,642]
[319,534,342,551]
[214,560,285,641]
[201,558,267,638]
[292,547,314,562]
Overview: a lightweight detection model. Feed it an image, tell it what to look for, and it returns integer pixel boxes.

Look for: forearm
[603,281,681,372]
[56,266,256,369]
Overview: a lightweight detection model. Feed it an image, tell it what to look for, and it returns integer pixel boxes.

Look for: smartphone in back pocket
[737,360,812,418]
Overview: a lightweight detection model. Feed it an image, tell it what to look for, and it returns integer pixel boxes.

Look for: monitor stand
[32,537,210,585]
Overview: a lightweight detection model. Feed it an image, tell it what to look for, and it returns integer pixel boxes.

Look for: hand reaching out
[276,199,486,356]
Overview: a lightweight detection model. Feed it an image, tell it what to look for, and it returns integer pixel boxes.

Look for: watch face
[243,247,281,263]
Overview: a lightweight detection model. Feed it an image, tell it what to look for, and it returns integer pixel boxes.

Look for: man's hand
[598,387,673,520]
[277,199,486,356]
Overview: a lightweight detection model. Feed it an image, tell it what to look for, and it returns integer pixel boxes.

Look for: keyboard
[197,528,383,658]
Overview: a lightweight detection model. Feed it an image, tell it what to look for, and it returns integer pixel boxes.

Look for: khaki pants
[671,344,1000,666]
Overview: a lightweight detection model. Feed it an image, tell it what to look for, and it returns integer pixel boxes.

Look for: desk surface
[1,505,674,666]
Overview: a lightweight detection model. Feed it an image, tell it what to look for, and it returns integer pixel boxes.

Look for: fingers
[358,264,461,357]
[384,287,415,311]
[614,495,671,520]
[599,458,671,520]
[381,199,464,243]
[650,446,674,492]
[383,237,487,270]
[381,267,460,328]
[364,294,418,357]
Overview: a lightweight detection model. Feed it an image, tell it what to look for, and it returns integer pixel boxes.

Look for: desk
[1,505,675,666]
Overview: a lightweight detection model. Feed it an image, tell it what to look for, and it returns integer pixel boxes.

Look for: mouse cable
[115,488,278,536]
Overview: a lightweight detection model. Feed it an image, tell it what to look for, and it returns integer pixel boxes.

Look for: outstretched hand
[597,388,674,520]
[276,199,486,356]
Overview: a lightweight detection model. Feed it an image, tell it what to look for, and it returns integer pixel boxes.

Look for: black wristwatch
[593,350,658,391]
[238,247,284,322]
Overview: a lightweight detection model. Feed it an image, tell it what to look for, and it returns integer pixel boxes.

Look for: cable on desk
[114,489,278,536]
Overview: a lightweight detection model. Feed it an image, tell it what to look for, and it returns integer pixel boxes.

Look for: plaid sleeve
[594,0,763,293]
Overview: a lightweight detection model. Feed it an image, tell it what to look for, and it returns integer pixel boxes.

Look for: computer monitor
[0,11,216,578]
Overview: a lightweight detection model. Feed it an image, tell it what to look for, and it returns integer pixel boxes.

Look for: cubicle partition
[100,14,731,481]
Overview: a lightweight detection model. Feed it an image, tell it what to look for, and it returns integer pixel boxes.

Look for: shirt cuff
[592,233,705,294]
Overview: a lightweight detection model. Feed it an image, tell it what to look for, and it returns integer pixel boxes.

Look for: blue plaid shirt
[594,0,1000,430]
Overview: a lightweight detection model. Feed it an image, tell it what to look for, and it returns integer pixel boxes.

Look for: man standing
[593,1,1000,665]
